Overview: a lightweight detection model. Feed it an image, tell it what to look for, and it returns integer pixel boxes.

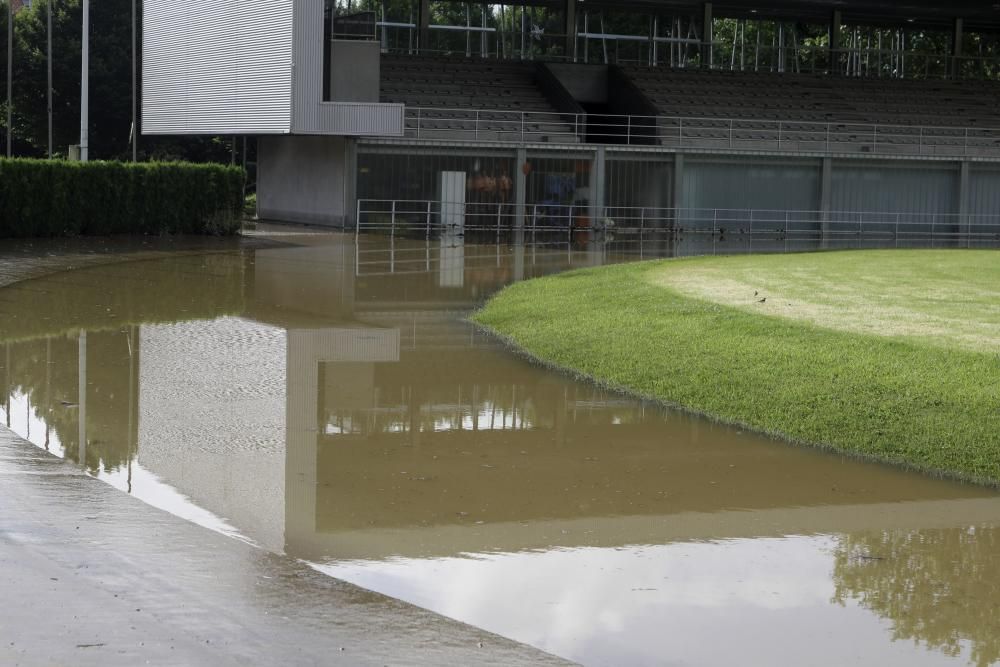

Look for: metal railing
[399,106,1000,157]
[357,199,1000,245]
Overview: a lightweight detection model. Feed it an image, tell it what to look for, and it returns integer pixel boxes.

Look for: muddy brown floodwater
[1,232,999,667]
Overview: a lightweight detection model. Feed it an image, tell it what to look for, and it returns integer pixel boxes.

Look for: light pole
[131,0,136,161]
[6,0,12,157]
[47,0,52,157]
[79,0,88,161]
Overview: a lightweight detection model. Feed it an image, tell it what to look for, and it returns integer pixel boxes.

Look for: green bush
[0,158,245,238]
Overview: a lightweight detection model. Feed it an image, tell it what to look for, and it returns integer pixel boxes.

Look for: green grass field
[474,249,1000,485]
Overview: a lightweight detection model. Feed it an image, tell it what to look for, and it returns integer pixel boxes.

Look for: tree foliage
[0,0,236,160]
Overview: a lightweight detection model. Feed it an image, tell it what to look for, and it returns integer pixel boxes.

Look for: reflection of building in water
[4,238,1000,644]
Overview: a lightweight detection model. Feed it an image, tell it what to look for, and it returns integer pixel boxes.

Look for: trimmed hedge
[0,159,245,238]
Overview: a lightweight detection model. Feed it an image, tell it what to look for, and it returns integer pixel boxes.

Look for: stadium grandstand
[143,0,1000,240]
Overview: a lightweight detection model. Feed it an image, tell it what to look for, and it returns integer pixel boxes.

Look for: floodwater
[1,232,999,667]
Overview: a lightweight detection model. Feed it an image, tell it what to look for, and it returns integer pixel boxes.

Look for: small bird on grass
[757,297,766,303]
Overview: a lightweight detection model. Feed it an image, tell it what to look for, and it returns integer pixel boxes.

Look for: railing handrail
[358,199,1000,223]
[401,106,1000,137]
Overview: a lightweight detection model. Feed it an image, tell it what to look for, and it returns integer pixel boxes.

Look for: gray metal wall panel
[831,162,958,214]
[682,157,821,211]
[967,167,1000,217]
[143,0,293,135]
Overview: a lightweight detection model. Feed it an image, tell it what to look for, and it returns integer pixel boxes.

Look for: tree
[1,0,233,161]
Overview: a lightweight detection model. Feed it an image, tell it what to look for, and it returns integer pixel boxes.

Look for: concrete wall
[329,41,381,103]
[258,136,355,226]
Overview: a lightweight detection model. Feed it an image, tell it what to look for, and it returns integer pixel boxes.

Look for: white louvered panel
[142,0,294,135]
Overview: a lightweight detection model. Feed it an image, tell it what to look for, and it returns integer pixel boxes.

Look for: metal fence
[357,198,1000,244]
[370,21,1000,79]
[401,107,1000,157]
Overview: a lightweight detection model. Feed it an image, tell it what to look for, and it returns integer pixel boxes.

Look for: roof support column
[951,17,963,79]
[958,160,970,244]
[515,147,527,230]
[591,146,606,224]
[830,10,842,73]
[564,0,577,61]
[418,0,431,54]
[702,3,713,68]
[820,156,832,247]
[673,152,684,212]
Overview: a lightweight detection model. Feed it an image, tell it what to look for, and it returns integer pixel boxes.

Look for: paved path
[0,237,571,667]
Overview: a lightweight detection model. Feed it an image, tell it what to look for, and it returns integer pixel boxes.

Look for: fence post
[426,200,432,237]
[568,204,574,240]
[476,110,480,140]
[416,108,422,139]
[964,127,969,157]
[826,123,831,152]
[729,119,734,148]
[777,122,782,150]
[497,202,502,241]
[678,118,684,147]
[873,123,878,152]
[391,200,397,238]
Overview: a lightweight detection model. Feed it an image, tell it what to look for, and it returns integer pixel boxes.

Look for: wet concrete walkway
[0,237,569,667]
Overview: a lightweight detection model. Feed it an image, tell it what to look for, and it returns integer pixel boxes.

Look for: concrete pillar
[951,18,964,79]
[820,157,833,238]
[830,10,842,70]
[958,160,970,239]
[515,147,527,229]
[673,152,685,211]
[345,139,358,227]
[258,136,353,227]
[591,146,607,223]
[702,3,713,67]
[513,242,525,281]
[564,0,577,61]
[418,0,431,53]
